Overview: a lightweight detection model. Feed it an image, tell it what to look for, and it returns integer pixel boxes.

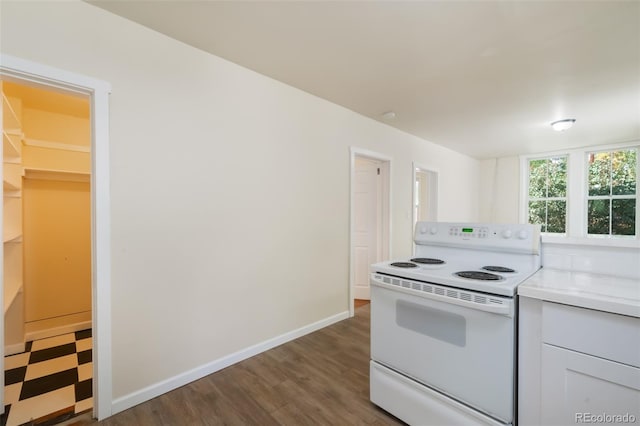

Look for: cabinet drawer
[542,301,640,367]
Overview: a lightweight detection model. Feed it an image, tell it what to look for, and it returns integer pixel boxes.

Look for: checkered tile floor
[2,330,92,426]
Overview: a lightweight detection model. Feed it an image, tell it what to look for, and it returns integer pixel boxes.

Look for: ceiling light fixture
[551,118,576,132]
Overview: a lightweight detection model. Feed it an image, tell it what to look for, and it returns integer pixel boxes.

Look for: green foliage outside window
[587,149,636,236]
[527,157,567,233]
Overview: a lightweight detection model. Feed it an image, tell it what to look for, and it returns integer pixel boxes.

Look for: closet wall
[3,81,91,342]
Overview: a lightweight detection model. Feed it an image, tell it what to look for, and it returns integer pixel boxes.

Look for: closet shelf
[24,167,89,183]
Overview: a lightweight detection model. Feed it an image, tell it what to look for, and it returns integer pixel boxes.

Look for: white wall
[1,0,480,408]
[479,156,521,224]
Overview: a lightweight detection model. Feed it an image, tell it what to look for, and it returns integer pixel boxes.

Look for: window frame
[520,141,640,248]
[525,155,569,234]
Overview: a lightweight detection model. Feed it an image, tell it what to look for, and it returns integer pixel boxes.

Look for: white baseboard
[111,310,350,415]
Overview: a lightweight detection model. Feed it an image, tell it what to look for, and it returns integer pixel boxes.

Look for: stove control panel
[415,222,541,254]
[448,226,489,238]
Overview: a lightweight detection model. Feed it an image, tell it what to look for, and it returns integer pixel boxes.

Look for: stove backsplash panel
[542,243,640,279]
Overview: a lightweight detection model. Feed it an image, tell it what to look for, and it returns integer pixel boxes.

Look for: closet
[2,81,91,352]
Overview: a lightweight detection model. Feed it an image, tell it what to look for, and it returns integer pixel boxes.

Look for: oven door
[370,274,516,424]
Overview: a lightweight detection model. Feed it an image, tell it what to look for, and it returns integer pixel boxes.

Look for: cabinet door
[541,344,640,425]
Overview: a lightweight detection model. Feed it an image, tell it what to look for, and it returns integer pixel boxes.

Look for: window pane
[529,159,547,197]
[588,152,611,196]
[528,201,546,232]
[612,149,637,196]
[588,199,610,235]
[546,200,566,233]
[612,199,636,235]
[547,157,567,197]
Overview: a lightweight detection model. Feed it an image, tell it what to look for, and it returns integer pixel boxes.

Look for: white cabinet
[519,297,640,425]
[541,344,640,425]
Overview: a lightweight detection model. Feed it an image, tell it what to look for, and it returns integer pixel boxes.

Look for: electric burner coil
[454,271,503,281]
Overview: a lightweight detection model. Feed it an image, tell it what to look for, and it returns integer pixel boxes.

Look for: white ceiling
[88,0,640,159]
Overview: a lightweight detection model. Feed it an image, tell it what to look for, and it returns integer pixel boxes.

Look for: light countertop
[518,268,640,318]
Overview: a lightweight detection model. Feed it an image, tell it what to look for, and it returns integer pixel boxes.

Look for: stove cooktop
[372,248,540,297]
[371,222,541,297]
[371,259,537,296]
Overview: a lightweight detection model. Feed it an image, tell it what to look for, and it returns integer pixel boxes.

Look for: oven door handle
[370,274,513,316]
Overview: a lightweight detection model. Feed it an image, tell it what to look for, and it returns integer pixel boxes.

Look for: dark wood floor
[71,304,403,426]
[354,299,370,308]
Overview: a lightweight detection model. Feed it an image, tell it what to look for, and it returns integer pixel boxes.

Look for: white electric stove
[370,222,541,426]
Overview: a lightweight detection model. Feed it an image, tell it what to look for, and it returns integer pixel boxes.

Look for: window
[587,148,637,236]
[521,143,639,243]
[526,156,567,233]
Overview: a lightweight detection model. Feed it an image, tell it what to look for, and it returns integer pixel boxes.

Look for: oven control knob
[517,230,528,240]
[502,229,513,239]
[429,226,438,235]
[420,226,428,234]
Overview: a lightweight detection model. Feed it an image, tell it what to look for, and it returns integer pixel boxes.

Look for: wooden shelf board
[24,167,89,183]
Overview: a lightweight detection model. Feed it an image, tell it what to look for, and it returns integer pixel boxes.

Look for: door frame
[349,147,391,316]
[0,54,113,420]
[412,162,439,250]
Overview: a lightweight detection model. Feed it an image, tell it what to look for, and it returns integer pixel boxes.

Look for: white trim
[520,141,639,246]
[111,310,350,415]
[412,162,439,251]
[23,138,90,153]
[349,147,392,317]
[518,155,528,224]
[0,53,113,420]
[350,147,393,163]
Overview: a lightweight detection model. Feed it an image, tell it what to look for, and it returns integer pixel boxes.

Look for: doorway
[349,148,391,316]
[2,79,93,425]
[0,54,112,420]
[412,163,438,228]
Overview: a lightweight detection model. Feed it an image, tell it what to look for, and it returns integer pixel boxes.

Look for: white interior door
[353,156,382,300]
